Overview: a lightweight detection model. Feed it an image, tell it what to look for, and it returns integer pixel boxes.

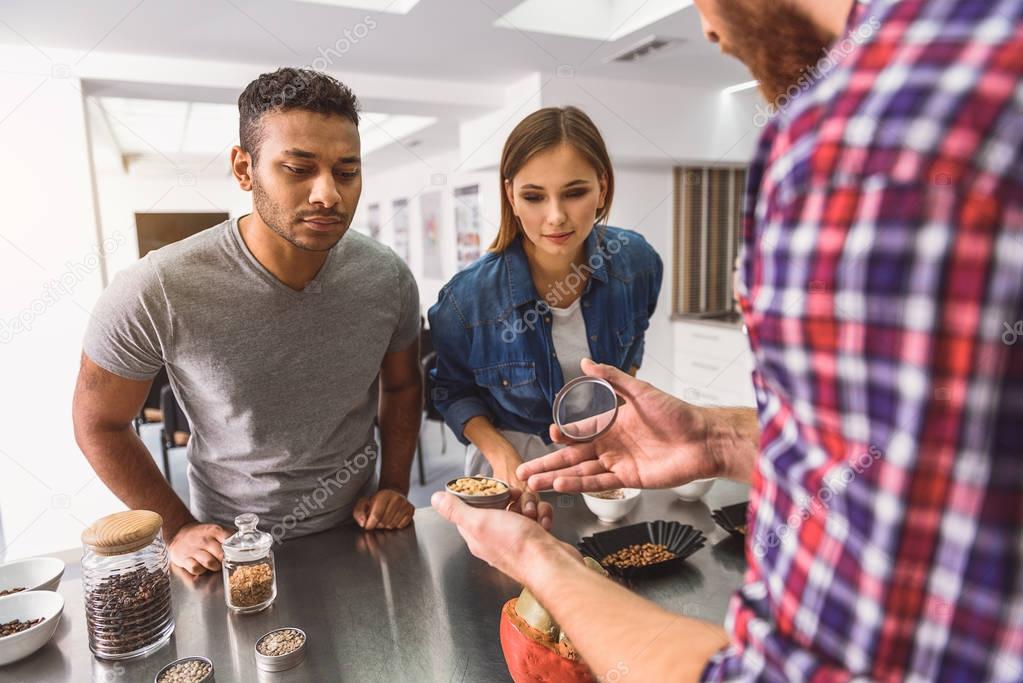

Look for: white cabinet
[672,321,755,407]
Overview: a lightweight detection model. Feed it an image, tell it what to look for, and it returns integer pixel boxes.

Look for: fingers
[553,471,624,493]
[365,494,392,530]
[580,358,643,401]
[377,494,411,529]
[529,459,616,492]
[395,510,414,529]
[518,489,539,520]
[179,556,207,576]
[537,501,554,532]
[193,548,222,572]
[431,491,473,529]
[517,446,596,485]
[204,529,226,561]
[353,497,371,527]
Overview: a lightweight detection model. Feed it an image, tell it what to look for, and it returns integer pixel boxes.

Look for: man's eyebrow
[281,149,361,164]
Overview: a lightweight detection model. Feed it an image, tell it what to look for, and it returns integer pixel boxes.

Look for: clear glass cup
[222,513,277,614]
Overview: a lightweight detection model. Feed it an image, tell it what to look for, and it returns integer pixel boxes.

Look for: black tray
[577,520,706,580]
[710,501,749,538]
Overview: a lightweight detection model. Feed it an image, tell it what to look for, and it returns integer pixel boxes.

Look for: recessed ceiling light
[495,0,693,42]
[722,80,759,95]
[286,0,420,14]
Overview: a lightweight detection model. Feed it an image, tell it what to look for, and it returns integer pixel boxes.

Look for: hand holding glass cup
[551,376,624,442]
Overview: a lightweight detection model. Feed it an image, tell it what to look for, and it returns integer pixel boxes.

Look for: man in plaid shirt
[433,0,1023,680]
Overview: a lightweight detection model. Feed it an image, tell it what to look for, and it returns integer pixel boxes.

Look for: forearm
[527,543,729,682]
[463,416,521,476]
[78,425,194,539]
[703,407,759,483]
[377,382,422,494]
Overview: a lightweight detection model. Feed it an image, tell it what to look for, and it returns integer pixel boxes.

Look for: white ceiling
[0,0,750,88]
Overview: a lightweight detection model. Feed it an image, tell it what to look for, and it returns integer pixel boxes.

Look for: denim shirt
[427,225,663,445]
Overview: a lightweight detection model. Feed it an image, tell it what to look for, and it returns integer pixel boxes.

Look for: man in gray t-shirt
[73,68,423,577]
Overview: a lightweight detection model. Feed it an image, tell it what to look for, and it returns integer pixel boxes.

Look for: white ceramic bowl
[582,488,641,523]
[670,478,716,502]
[0,557,65,595]
[0,590,65,666]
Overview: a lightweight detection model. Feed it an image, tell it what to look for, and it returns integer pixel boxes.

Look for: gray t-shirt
[84,217,420,539]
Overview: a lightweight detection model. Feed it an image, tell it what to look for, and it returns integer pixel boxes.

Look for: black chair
[414,351,448,486]
[159,385,191,487]
[133,367,169,434]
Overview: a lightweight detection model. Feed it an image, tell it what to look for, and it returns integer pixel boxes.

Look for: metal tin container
[254,627,306,673]
[154,655,215,683]
[445,476,511,509]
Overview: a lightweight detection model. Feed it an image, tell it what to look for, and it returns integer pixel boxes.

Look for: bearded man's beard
[717,0,839,104]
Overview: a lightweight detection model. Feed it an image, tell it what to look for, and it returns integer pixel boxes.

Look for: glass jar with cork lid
[222,513,277,614]
[81,510,174,660]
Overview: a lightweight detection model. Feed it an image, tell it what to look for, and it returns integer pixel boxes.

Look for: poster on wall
[454,184,482,270]
[367,203,381,242]
[392,198,410,263]
[419,191,444,279]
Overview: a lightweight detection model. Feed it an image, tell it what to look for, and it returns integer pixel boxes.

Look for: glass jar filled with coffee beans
[222,513,277,614]
[81,510,174,660]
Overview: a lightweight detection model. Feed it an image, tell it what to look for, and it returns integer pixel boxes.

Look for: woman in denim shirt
[428,106,663,525]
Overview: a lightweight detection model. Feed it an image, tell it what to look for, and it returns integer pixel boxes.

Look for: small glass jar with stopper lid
[222,513,277,614]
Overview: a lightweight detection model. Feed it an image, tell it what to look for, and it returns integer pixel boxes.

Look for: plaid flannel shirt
[703,1,1023,681]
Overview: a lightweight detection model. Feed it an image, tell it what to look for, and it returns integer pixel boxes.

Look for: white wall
[0,69,123,560]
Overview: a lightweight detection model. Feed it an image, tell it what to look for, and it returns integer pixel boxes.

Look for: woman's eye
[522,194,543,202]
[565,190,588,199]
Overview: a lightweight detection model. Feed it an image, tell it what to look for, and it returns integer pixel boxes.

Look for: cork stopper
[82,510,164,556]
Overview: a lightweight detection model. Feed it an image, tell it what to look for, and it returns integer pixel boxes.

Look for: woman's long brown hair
[490,106,615,252]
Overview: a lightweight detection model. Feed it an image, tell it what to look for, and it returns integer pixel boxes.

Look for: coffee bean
[257,628,305,657]
[85,565,172,656]
[0,587,26,598]
[158,658,212,683]
[0,618,43,638]
[601,543,676,569]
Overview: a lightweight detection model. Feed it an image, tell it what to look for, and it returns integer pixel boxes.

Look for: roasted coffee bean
[0,617,43,638]
[85,565,172,656]
[0,587,26,598]
[601,543,676,569]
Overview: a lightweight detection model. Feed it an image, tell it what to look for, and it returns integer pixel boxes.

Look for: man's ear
[231,146,254,191]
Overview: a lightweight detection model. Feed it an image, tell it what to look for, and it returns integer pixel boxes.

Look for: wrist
[702,407,757,482]
[521,536,585,593]
[378,480,409,497]
[490,448,523,483]
[164,512,198,544]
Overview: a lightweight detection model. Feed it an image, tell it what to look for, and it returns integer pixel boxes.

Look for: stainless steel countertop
[1,482,748,683]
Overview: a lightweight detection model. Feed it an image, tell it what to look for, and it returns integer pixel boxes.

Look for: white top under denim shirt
[465,297,591,476]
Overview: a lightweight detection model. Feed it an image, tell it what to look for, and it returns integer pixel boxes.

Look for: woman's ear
[597,172,608,211]
[504,178,516,215]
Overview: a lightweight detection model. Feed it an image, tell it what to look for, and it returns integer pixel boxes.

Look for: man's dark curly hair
[238,67,360,162]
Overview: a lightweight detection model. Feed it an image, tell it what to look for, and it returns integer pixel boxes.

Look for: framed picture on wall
[454,184,482,270]
[392,198,410,263]
[367,203,381,242]
[419,191,444,279]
